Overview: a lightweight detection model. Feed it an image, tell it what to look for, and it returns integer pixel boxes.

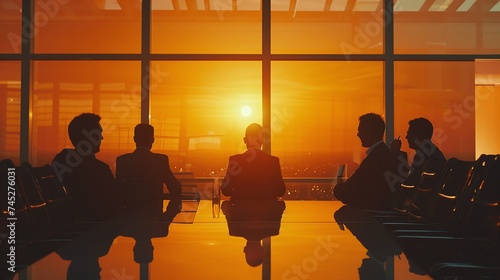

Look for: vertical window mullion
[262,0,271,154]
[384,0,395,143]
[20,0,34,163]
[142,0,152,124]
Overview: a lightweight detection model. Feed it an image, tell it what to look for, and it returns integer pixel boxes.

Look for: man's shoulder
[149,151,169,160]
[93,157,112,169]
[431,146,447,162]
[116,152,133,161]
[370,142,392,156]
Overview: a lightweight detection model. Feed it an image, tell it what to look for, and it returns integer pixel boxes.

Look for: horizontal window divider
[2,53,500,61]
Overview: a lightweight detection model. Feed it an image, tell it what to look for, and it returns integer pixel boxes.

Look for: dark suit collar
[133,147,152,154]
[366,140,385,155]
[243,148,266,156]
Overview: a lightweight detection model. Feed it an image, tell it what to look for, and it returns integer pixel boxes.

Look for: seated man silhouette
[391,117,446,186]
[333,113,399,210]
[52,113,122,222]
[116,124,181,212]
[390,117,447,209]
[221,123,286,200]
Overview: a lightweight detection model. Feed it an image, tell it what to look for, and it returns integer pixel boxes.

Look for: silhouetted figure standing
[116,124,181,211]
[333,113,399,210]
[52,113,121,222]
[221,123,286,200]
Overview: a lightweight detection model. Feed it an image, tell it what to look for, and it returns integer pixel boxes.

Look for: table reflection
[334,205,425,280]
[7,201,432,280]
[55,198,182,280]
[221,200,286,267]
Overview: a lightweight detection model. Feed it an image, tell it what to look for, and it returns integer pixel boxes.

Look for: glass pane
[271,61,384,199]
[475,59,500,155]
[394,0,500,54]
[394,61,475,162]
[152,0,261,54]
[0,0,21,53]
[34,1,141,53]
[32,61,141,170]
[0,61,21,164]
[151,61,262,178]
[271,0,384,54]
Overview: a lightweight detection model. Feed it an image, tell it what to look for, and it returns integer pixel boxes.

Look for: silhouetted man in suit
[389,117,447,209]
[116,124,181,210]
[221,123,286,200]
[52,113,121,222]
[333,113,399,210]
[391,117,446,186]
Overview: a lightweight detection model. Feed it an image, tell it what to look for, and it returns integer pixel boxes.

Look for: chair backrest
[172,172,200,201]
[453,154,500,249]
[406,161,448,218]
[1,159,35,246]
[424,157,475,228]
[17,162,53,240]
[120,177,163,213]
[32,164,74,228]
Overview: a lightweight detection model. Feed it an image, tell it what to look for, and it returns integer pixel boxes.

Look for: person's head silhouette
[243,240,265,267]
[68,113,103,155]
[244,123,265,149]
[134,123,155,149]
[357,113,385,148]
[406,118,433,150]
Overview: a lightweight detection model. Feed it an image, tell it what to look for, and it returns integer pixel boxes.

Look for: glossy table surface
[15,200,432,280]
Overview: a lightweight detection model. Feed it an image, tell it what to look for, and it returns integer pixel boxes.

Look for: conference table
[11,200,432,280]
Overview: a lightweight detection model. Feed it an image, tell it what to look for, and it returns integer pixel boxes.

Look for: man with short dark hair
[52,113,121,221]
[116,123,181,209]
[333,113,399,210]
[221,123,286,200]
[392,117,446,186]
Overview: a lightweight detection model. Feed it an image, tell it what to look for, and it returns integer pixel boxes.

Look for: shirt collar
[366,140,384,155]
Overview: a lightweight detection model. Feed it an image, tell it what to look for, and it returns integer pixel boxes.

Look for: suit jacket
[52,149,120,221]
[221,148,286,200]
[404,143,446,186]
[334,142,399,210]
[116,148,181,197]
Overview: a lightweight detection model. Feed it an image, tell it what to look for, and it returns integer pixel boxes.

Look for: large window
[32,61,141,168]
[394,0,500,54]
[271,0,384,54]
[0,0,21,54]
[1,0,500,189]
[271,61,384,178]
[394,61,476,161]
[150,61,262,175]
[0,61,20,164]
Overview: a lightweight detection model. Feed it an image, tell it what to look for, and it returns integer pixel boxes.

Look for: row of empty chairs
[370,154,500,278]
[1,160,78,279]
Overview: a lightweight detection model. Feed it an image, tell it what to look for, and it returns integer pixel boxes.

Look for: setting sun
[241,105,252,117]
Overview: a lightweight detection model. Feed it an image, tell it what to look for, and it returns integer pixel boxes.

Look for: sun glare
[241,105,252,117]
